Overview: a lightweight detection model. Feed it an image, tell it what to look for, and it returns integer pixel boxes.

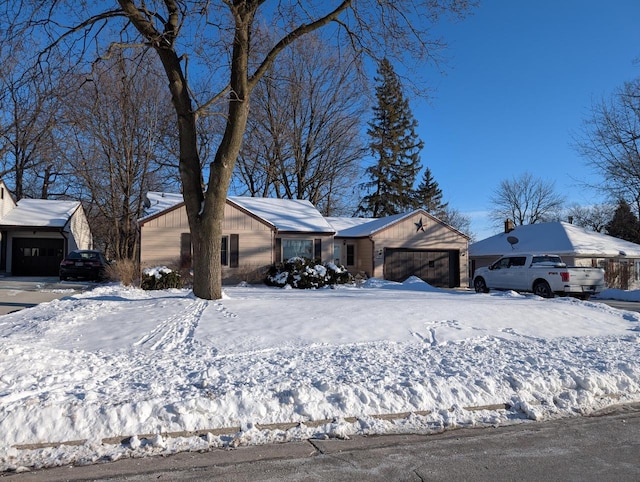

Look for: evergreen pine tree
[606,199,640,243]
[358,59,423,217]
[415,167,448,218]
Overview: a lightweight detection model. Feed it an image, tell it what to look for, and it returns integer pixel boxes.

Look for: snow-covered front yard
[1,278,639,472]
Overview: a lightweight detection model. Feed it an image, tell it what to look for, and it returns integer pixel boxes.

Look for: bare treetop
[490,172,566,227]
[3,0,475,299]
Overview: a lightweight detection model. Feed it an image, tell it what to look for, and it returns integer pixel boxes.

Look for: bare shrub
[105,258,139,286]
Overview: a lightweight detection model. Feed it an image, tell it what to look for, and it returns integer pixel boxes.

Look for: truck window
[493,258,511,269]
[510,257,527,267]
[531,255,564,266]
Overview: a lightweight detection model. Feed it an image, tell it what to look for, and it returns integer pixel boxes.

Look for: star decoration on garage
[414,218,425,232]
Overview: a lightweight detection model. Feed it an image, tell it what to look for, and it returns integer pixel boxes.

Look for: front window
[221,236,228,266]
[346,244,355,266]
[282,239,313,260]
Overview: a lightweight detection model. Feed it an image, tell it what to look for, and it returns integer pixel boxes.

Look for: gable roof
[327,212,411,237]
[0,199,81,228]
[470,221,640,258]
[228,197,334,233]
[327,210,470,239]
[140,192,335,233]
[143,192,184,219]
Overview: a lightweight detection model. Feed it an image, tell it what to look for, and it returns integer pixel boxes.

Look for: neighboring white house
[469,221,640,290]
[139,192,470,288]
[0,180,93,276]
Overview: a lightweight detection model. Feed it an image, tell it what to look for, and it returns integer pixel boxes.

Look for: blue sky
[412,0,640,239]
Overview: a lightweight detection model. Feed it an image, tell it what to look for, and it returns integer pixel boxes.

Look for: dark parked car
[59,250,109,281]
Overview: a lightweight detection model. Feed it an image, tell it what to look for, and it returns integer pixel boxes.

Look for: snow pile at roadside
[597,288,640,302]
[1,279,640,471]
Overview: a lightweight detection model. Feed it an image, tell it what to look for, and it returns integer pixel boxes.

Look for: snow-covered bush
[141,266,182,290]
[265,258,353,289]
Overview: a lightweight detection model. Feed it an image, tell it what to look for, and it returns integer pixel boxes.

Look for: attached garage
[384,248,461,288]
[328,209,470,288]
[11,237,65,276]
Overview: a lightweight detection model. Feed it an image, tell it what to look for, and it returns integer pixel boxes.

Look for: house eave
[276,230,336,236]
[0,224,67,232]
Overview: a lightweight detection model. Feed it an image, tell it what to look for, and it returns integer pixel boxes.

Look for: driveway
[0,277,96,315]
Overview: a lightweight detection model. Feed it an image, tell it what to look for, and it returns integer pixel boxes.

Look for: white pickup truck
[472,254,605,299]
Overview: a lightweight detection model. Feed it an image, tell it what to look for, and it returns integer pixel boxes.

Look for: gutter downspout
[60,228,69,255]
[273,228,278,264]
[61,214,73,254]
[370,235,376,278]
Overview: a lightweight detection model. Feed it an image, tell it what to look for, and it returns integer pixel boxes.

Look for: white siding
[68,205,93,251]
[0,181,16,219]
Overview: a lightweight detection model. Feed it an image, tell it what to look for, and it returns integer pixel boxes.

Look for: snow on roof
[229,196,334,233]
[327,210,467,238]
[0,199,80,227]
[141,192,335,233]
[470,221,640,257]
[141,192,184,221]
[325,216,376,235]
[327,212,416,237]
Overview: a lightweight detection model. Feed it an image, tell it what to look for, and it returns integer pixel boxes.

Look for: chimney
[504,219,515,233]
[568,216,574,224]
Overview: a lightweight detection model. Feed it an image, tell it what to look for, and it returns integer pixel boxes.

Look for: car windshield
[68,251,100,261]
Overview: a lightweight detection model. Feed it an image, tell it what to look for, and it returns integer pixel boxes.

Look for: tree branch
[248,1,352,89]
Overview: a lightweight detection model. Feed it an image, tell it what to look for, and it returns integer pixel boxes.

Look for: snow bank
[1,279,639,471]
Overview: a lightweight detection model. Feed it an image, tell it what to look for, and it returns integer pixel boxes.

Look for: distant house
[0,180,93,276]
[469,221,640,290]
[139,193,470,288]
[327,211,470,288]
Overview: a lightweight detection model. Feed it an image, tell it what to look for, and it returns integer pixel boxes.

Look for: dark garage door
[12,238,65,276]
[384,248,460,288]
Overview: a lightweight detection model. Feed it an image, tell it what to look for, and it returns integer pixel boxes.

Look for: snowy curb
[12,403,511,451]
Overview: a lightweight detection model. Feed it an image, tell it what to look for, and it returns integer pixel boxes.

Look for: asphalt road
[4,403,639,482]
[595,298,640,313]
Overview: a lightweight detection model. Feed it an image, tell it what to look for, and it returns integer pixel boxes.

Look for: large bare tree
[62,51,177,259]
[576,78,640,216]
[7,0,471,299]
[564,203,614,233]
[234,33,366,215]
[490,172,565,227]
[0,42,66,200]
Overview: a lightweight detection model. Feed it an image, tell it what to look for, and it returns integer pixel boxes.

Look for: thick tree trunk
[190,11,252,300]
[118,0,350,299]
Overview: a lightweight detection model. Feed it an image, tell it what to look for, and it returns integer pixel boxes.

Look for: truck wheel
[474,277,489,293]
[533,280,553,298]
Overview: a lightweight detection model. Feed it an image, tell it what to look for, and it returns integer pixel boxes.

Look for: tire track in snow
[133,298,209,352]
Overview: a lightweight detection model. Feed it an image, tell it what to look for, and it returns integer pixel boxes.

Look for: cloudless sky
[411,0,640,239]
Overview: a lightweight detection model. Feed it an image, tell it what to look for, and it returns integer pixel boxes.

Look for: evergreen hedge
[265,257,353,289]
[141,266,182,290]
